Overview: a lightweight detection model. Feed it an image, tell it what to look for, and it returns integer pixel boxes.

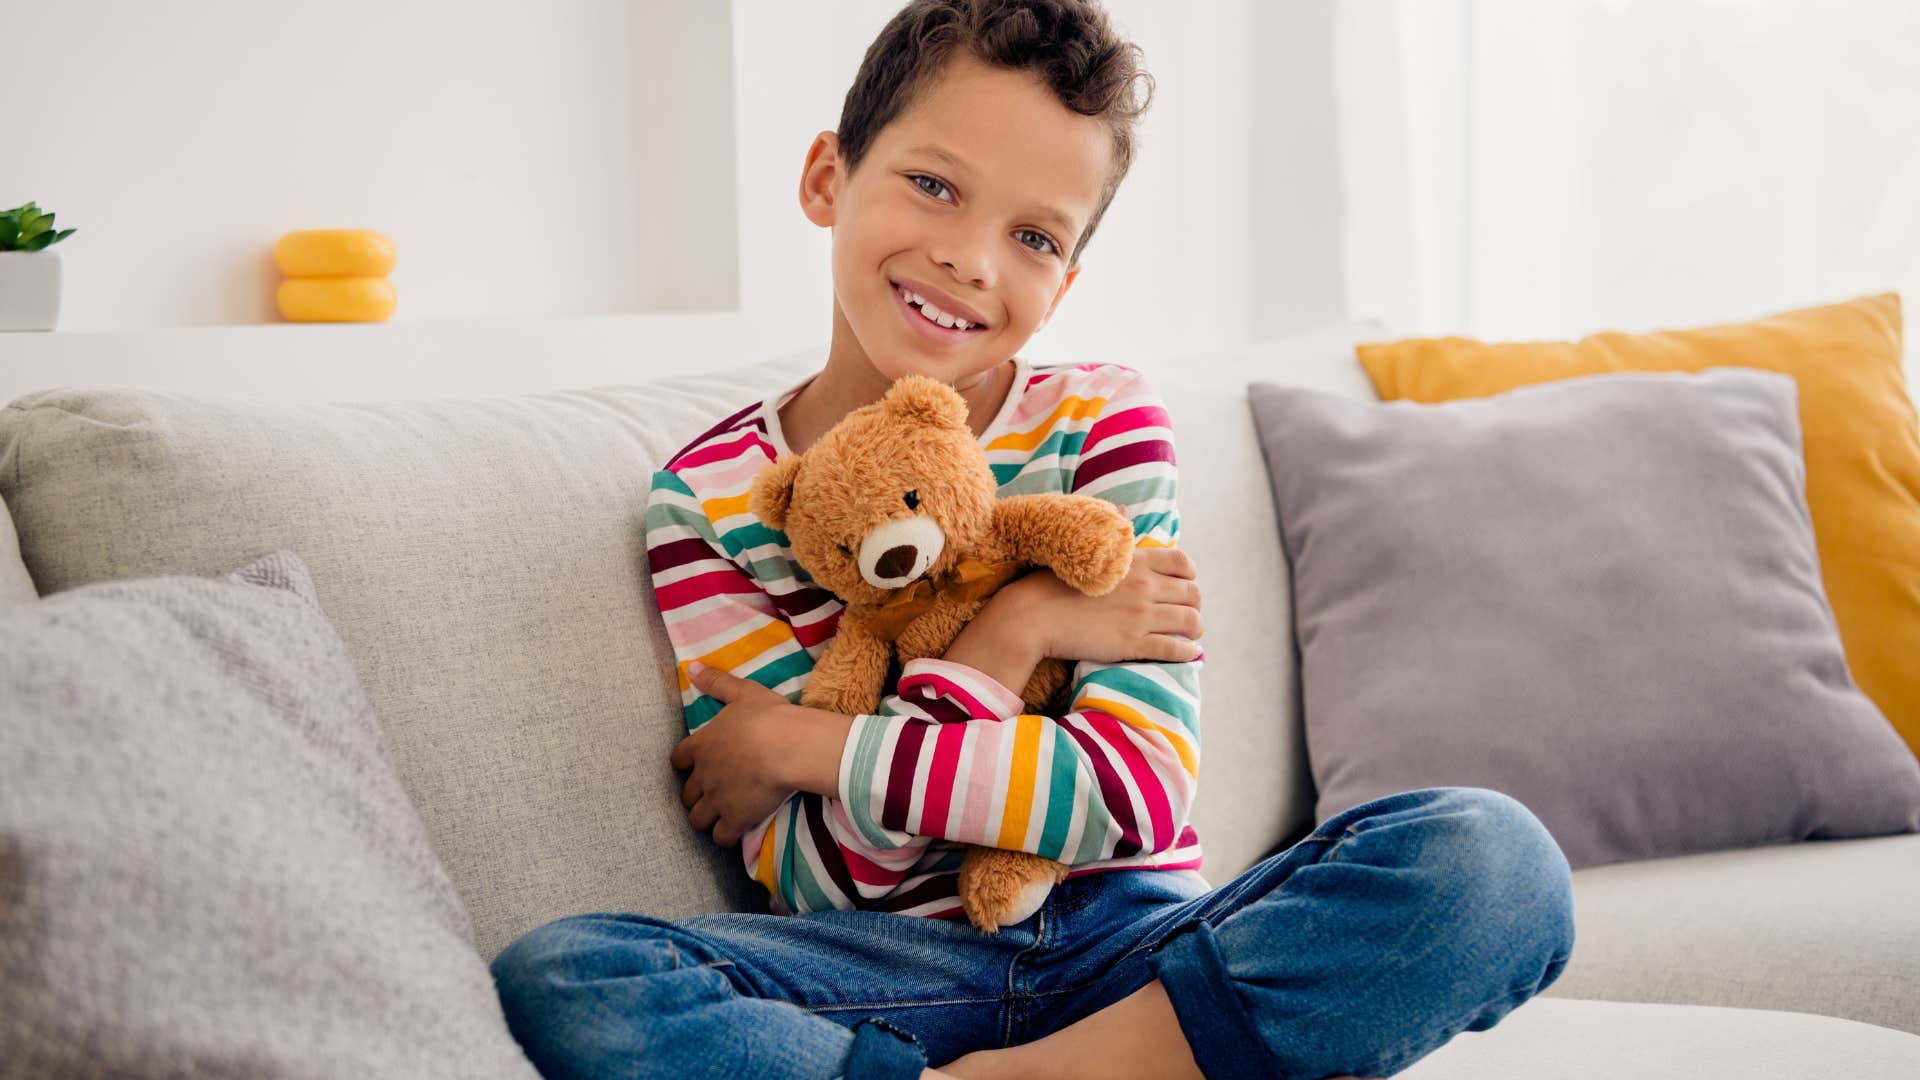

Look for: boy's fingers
[670,734,695,770]
[1151,634,1204,662]
[1139,547,1196,579]
[689,661,774,704]
[687,660,732,700]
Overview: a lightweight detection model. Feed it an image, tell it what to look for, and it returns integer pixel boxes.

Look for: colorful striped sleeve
[645,451,936,914]
[836,370,1203,865]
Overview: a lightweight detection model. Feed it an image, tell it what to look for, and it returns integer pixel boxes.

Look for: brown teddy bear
[749,375,1136,932]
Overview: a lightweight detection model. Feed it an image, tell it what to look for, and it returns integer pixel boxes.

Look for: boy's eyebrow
[905,143,1081,240]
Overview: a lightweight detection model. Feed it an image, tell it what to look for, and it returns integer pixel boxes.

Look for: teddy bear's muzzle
[859,515,946,588]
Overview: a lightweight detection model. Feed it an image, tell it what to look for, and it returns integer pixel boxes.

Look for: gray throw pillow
[0,551,539,1079]
[0,494,34,608]
[1249,368,1920,870]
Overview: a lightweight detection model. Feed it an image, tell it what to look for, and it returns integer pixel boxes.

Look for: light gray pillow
[1249,367,1920,870]
[0,551,539,1079]
[0,494,33,608]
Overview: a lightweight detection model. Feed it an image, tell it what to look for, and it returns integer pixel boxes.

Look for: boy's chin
[868,348,1011,386]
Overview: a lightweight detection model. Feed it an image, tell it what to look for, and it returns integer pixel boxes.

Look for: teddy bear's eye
[903,489,920,510]
[838,542,854,556]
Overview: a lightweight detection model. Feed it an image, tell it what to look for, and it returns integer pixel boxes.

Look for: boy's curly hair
[837,0,1155,267]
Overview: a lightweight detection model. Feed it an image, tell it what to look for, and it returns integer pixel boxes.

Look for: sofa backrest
[0,325,1376,959]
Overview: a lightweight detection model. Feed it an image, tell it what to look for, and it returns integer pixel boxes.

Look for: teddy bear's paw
[1052,517,1135,597]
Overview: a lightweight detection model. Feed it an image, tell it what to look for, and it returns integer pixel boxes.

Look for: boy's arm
[646,464,935,914]
[829,372,1205,866]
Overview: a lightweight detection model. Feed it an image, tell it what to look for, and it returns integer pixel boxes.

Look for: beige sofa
[2,326,1916,1077]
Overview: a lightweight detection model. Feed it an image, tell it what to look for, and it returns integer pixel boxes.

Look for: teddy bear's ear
[749,454,804,531]
[883,375,971,429]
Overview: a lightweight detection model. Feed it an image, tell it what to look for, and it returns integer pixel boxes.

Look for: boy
[491,3,1576,1078]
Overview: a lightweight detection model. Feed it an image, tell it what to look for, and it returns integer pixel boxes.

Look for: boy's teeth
[902,284,976,331]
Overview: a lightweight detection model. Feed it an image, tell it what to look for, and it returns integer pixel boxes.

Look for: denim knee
[490,915,726,1066]
[1416,787,1577,990]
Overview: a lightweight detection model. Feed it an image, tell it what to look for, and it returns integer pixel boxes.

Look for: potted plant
[0,202,77,332]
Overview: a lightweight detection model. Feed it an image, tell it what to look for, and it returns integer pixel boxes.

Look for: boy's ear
[1038,266,1080,330]
[798,131,843,228]
[749,455,805,531]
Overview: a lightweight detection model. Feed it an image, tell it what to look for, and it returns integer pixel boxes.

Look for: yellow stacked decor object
[273,230,397,322]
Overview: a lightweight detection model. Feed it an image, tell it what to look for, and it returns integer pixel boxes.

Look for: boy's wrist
[779,704,856,799]
[990,574,1053,659]
[942,585,1049,699]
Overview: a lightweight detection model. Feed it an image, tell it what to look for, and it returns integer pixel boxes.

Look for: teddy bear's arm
[991,493,1135,597]
[799,617,894,717]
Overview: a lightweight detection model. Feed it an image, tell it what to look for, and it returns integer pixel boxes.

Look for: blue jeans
[491,786,1575,1079]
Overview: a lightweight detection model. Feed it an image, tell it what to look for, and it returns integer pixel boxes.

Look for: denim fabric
[491,786,1575,1079]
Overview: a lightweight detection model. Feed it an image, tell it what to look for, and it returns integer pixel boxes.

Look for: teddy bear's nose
[875,545,918,579]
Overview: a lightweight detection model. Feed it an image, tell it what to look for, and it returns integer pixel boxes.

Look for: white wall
[3,0,738,330]
[0,0,1347,401]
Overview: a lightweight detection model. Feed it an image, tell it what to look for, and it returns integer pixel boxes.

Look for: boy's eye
[1016,229,1058,255]
[910,175,952,202]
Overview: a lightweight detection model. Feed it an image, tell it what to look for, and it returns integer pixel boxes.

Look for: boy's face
[800,53,1113,386]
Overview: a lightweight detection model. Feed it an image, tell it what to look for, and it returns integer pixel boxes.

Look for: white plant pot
[0,250,63,332]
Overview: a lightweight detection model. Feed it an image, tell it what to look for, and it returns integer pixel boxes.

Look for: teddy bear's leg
[798,622,893,716]
[1019,657,1075,716]
[956,845,1072,933]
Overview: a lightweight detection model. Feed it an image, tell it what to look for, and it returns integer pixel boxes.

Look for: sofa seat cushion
[1401,997,1920,1079]
[1545,833,1920,1035]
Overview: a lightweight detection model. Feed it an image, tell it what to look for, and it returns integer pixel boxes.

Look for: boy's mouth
[892,281,988,333]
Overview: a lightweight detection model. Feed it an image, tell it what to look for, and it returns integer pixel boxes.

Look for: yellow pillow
[1358,293,1920,761]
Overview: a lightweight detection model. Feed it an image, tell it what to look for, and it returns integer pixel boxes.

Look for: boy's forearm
[781,593,1045,800]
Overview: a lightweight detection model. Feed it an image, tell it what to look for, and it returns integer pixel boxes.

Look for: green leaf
[47,227,74,247]
[19,229,69,251]
[19,212,50,239]
[0,215,17,250]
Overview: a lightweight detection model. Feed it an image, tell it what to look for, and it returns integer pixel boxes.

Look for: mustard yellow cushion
[1358,293,1920,761]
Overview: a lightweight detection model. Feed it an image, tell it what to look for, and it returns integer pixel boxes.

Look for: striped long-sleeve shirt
[644,358,1204,919]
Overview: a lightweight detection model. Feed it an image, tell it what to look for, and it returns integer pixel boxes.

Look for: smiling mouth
[893,282,988,333]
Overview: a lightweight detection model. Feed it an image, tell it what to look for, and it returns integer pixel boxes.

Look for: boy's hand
[671,662,803,848]
[1006,547,1204,664]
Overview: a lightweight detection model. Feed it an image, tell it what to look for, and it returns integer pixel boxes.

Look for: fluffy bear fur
[750,375,1136,932]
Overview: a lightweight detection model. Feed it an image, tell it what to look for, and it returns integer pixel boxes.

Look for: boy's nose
[930,237,995,292]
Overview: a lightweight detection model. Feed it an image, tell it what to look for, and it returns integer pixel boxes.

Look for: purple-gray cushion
[1249,367,1920,869]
